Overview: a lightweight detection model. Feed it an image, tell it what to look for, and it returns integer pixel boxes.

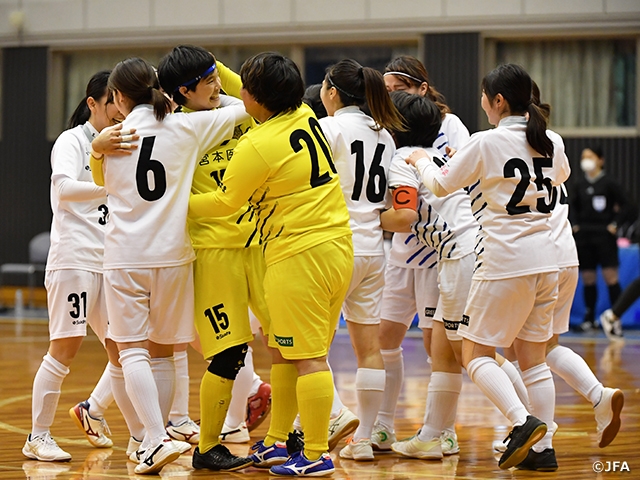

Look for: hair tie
[358,67,364,77]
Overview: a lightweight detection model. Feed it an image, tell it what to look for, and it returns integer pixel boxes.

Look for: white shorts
[342,256,385,325]
[45,269,109,343]
[433,253,475,342]
[104,265,196,345]
[459,271,558,348]
[553,266,579,335]
[380,264,439,329]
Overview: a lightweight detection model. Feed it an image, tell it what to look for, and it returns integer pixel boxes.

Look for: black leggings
[612,276,640,318]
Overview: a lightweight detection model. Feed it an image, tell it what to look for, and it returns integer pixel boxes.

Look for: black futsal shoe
[498,416,547,470]
[286,429,305,456]
[516,448,558,471]
[192,444,253,471]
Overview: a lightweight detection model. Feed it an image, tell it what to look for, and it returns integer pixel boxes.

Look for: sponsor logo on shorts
[274,335,294,347]
[424,307,436,318]
[443,319,459,331]
[72,319,86,325]
[461,315,469,326]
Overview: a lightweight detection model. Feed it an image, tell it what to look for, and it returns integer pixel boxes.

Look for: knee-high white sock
[88,363,115,418]
[522,363,555,452]
[466,356,529,427]
[353,368,385,441]
[32,353,69,436]
[249,372,263,397]
[500,359,531,411]
[546,345,603,406]
[168,351,189,425]
[119,348,166,442]
[110,362,145,440]
[329,363,346,418]
[418,372,462,441]
[151,356,176,425]
[378,347,403,430]
[226,346,254,427]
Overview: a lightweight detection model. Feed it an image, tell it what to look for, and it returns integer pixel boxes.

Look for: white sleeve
[53,175,106,202]
[388,153,421,190]
[51,131,83,181]
[442,114,470,150]
[433,133,484,194]
[414,158,450,197]
[188,104,250,155]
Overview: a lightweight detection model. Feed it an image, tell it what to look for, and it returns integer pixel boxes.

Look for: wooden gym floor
[0,314,638,479]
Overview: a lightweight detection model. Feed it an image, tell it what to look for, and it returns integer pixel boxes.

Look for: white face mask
[581,158,597,173]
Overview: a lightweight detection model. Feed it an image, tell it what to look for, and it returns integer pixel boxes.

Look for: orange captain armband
[392,186,418,211]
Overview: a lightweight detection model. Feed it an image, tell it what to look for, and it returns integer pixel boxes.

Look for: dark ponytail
[67,70,111,129]
[109,57,172,121]
[482,64,554,158]
[325,59,405,132]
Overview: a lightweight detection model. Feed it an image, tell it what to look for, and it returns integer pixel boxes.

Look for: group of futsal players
[24,44,624,477]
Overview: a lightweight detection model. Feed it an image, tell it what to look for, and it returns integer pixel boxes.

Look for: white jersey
[319,106,394,256]
[388,113,470,268]
[47,122,107,273]
[415,116,571,280]
[102,104,247,269]
[389,146,477,262]
[551,183,579,268]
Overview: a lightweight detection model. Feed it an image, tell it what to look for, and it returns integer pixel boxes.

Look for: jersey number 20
[290,118,337,188]
[136,136,167,201]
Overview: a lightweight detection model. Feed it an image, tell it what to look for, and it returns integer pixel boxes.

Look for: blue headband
[174,63,216,92]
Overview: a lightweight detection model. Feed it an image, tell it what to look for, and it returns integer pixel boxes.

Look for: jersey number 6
[136,136,167,201]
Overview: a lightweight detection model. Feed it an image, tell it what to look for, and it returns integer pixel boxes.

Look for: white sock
[226,346,254,427]
[329,363,346,418]
[249,371,262,398]
[546,345,603,406]
[418,372,462,441]
[168,351,189,426]
[119,348,166,440]
[466,356,528,426]
[110,362,145,440]
[88,363,115,418]
[522,363,555,452]
[32,353,69,436]
[500,359,531,411]
[293,413,302,431]
[151,356,176,425]
[378,347,403,430]
[353,368,385,441]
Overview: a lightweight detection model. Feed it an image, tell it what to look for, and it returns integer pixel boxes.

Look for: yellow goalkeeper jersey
[190,103,352,266]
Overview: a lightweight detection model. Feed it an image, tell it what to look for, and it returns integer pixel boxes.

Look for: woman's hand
[91,124,139,158]
[406,148,430,166]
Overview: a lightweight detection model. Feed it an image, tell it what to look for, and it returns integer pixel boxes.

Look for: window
[494,39,636,130]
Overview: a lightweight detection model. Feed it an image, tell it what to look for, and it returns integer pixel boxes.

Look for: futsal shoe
[286,430,305,455]
[166,418,200,444]
[391,433,443,460]
[600,309,624,341]
[22,433,71,462]
[68,401,113,448]
[371,422,396,451]
[498,416,547,470]
[133,437,180,475]
[129,439,190,464]
[246,382,272,431]
[249,439,289,467]
[595,387,624,447]
[269,451,335,477]
[126,437,142,457]
[220,421,250,443]
[192,444,253,471]
[328,407,360,451]
[440,431,460,455]
[339,437,375,461]
[494,421,557,453]
[516,448,558,471]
